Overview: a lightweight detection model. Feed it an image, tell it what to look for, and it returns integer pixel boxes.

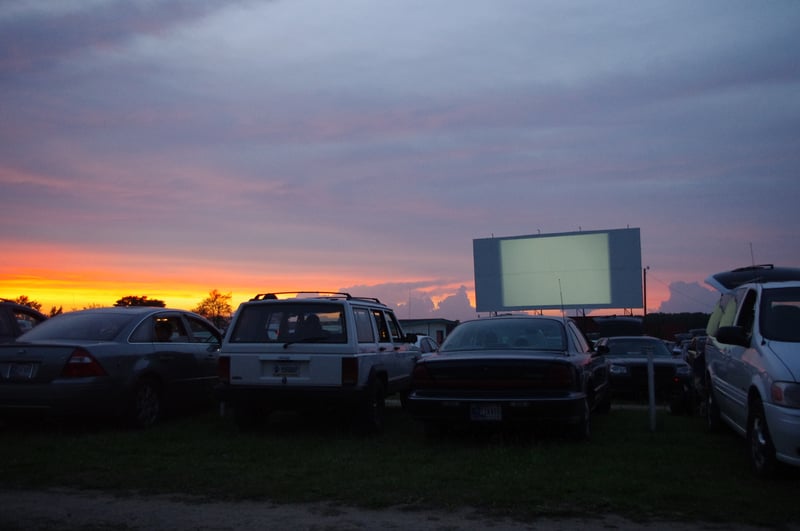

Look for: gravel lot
[0,488,785,531]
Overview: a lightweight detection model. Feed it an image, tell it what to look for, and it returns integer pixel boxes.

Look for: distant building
[399,318,459,345]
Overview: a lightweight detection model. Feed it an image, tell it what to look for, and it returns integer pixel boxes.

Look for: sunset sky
[2,0,799,322]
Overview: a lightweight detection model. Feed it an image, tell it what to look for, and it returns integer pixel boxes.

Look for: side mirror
[405,333,418,343]
[715,326,749,347]
[595,344,609,355]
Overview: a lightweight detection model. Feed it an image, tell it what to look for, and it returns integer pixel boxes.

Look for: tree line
[9,290,234,329]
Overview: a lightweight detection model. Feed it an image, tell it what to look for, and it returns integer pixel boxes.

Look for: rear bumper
[0,380,124,418]
[406,391,587,425]
[215,383,371,410]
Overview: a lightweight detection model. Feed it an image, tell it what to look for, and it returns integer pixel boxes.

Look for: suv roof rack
[250,291,382,304]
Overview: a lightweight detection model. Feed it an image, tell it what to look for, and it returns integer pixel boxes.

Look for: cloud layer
[1,0,799,318]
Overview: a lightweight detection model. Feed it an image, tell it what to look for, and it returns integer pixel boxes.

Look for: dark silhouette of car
[406,315,611,439]
[0,300,47,343]
[594,335,694,414]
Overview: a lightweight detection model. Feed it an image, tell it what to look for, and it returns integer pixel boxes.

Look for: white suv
[704,265,800,477]
[216,292,418,432]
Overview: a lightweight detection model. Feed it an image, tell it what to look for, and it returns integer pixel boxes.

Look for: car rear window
[19,312,134,342]
[229,302,347,343]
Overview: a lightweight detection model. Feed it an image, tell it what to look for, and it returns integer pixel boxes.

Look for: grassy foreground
[1,404,798,527]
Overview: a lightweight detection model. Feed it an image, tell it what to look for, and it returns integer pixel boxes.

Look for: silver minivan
[704,265,800,477]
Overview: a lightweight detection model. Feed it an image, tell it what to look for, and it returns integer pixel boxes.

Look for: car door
[148,312,205,402]
[723,288,760,430]
[183,314,222,387]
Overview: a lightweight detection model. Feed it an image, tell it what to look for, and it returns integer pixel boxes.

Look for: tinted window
[760,287,800,342]
[442,318,566,351]
[20,312,134,342]
[605,338,671,357]
[230,303,346,343]
[354,307,375,343]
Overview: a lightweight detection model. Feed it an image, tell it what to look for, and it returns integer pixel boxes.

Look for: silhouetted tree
[14,295,42,312]
[193,289,233,328]
[49,306,63,317]
[114,295,166,307]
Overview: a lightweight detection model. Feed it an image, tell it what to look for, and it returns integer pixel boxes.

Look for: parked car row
[6,266,798,479]
[1,292,689,440]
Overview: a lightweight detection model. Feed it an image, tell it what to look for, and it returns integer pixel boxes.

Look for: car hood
[606,356,687,367]
[766,342,800,381]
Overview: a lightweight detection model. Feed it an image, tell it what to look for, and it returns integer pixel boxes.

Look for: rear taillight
[546,364,575,389]
[218,356,231,383]
[342,357,358,385]
[61,348,107,378]
[411,364,432,387]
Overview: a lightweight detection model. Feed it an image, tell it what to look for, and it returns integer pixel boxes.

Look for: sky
[1,0,799,322]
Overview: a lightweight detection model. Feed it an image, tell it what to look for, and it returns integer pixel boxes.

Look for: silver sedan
[0,307,222,428]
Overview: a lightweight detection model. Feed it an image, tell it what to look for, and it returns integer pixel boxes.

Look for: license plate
[273,363,299,377]
[470,404,502,421]
[9,362,35,381]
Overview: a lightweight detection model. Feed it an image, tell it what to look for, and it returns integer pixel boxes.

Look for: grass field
[2,404,799,527]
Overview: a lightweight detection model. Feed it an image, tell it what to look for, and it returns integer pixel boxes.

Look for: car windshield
[441,318,566,351]
[760,287,800,342]
[18,312,135,342]
[605,339,671,357]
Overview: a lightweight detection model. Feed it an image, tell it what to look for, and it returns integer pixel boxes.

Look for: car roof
[246,292,386,306]
[0,300,47,318]
[706,265,800,292]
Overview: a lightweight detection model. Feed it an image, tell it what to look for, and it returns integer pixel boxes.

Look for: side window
[385,311,404,342]
[735,289,758,336]
[13,308,44,333]
[354,308,375,343]
[567,322,591,353]
[185,316,220,343]
[372,309,391,342]
[718,293,739,329]
[151,315,188,343]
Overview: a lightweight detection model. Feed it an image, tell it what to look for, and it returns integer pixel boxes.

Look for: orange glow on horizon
[1,243,672,316]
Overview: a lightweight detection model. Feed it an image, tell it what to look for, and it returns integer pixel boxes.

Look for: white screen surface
[473,228,642,311]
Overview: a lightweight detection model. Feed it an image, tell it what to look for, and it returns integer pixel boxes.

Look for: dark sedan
[0,307,222,427]
[594,335,693,414]
[0,300,47,343]
[406,315,610,439]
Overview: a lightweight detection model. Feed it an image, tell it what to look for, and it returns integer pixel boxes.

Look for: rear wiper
[282,336,327,348]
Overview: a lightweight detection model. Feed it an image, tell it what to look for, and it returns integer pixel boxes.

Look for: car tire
[128,377,162,429]
[360,378,386,434]
[570,397,591,441]
[748,397,779,478]
[706,378,721,432]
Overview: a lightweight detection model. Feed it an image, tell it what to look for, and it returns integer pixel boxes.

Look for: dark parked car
[0,307,222,427]
[0,300,47,343]
[406,315,610,439]
[594,335,693,414]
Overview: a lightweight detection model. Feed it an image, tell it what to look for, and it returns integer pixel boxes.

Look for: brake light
[61,348,107,378]
[342,357,358,385]
[546,364,574,388]
[412,363,431,380]
[218,356,231,382]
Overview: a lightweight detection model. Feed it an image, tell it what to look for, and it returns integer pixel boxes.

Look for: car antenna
[750,242,756,267]
[558,278,566,320]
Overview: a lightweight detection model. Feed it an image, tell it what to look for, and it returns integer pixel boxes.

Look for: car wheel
[129,377,162,429]
[570,397,591,441]
[706,378,721,432]
[748,397,779,478]
[360,378,386,434]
